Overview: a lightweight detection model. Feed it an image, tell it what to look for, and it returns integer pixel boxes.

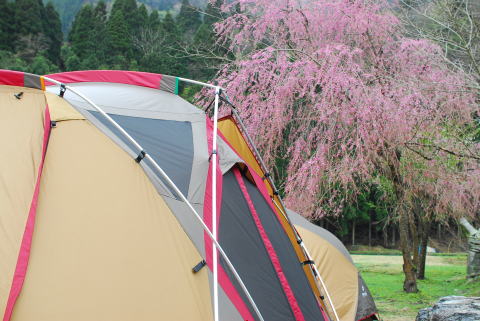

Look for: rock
[416,296,480,321]
[467,237,480,279]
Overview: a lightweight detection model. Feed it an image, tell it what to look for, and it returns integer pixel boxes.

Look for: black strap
[14,92,24,100]
[135,150,146,163]
[301,260,315,266]
[219,95,236,109]
[51,121,57,128]
[204,99,215,114]
[262,172,271,180]
[192,260,206,273]
[59,84,66,97]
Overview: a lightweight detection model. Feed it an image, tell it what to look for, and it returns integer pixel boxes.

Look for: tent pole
[222,92,340,321]
[42,76,265,321]
[211,86,220,321]
[177,77,225,90]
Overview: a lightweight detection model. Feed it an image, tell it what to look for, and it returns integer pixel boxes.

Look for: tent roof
[45,70,179,94]
[0,70,45,90]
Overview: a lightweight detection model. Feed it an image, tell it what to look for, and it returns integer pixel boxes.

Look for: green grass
[354,254,479,321]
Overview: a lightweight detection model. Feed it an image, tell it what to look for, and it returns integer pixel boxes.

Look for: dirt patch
[352,255,462,266]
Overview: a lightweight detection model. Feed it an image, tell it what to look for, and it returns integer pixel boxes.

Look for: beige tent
[1,69,340,321]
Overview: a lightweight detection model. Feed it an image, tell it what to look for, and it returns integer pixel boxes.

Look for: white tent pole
[222,93,340,321]
[211,86,220,321]
[42,76,265,321]
[177,76,225,90]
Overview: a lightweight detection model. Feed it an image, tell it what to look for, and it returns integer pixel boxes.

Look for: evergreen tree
[69,5,95,59]
[160,12,187,76]
[92,1,108,64]
[162,12,180,44]
[43,2,62,64]
[176,0,201,37]
[106,10,130,64]
[136,4,148,35]
[110,0,138,35]
[61,44,81,71]
[122,0,139,35]
[29,54,58,74]
[147,10,161,30]
[14,0,43,36]
[0,0,15,51]
[0,50,28,70]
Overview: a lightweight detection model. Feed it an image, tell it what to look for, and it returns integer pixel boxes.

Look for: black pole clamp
[59,84,66,97]
[192,260,206,273]
[301,260,315,266]
[135,150,146,163]
[262,172,271,180]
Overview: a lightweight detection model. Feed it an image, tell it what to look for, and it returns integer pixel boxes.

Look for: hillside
[45,0,208,34]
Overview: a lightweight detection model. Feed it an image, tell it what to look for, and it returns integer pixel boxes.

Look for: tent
[287,210,378,321]
[0,69,339,321]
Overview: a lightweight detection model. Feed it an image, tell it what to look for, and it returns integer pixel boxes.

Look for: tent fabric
[233,168,306,321]
[355,276,377,321]
[287,210,378,321]
[219,170,298,321]
[0,85,49,318]
[294,224,358,321]
[0,70,44,90]
[288,209,353,263]
[202,119,257,321]
[45,92,84,121]
[3,106,50,321]
[44,80,212,257]
[218,116,324,303]
[242,172,324,321]
[94,112,195,196]
[45,70,179,94]
[10,119,213,321]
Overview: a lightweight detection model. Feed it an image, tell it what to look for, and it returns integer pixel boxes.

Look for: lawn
[352,254,480,321]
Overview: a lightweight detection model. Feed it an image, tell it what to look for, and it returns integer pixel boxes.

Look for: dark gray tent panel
[219,170,297,321]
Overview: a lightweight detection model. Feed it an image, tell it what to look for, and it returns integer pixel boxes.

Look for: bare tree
[133,27,166,57]
[399,0,480,89]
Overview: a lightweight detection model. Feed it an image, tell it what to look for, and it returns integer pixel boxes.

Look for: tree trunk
[383,226,388,248]
[411,212,419,271]
[388,150,417,292]
[368,218,372,248]
[352,220,356,246]
[399,212,418,292]
[392,225,396,247]
[417,220,431,280]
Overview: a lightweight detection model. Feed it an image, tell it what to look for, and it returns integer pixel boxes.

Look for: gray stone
[416,296,480,321]
[467,237,480,279]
